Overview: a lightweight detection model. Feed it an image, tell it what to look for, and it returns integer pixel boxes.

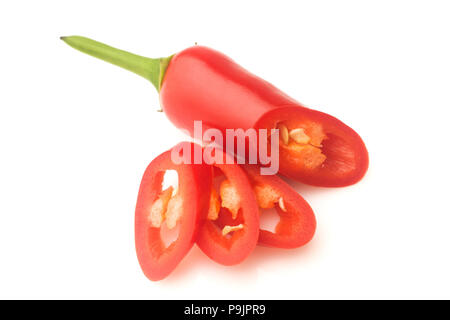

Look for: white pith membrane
[253,183,286,233]
[276,122,327,170]
[148,170,182,248]
[207,174,287,236]
[206,174,244,238]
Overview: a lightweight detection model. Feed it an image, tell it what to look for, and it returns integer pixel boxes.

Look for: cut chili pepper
[242,165,316,248]
[61,36,368,187]
[161,48,368,187]
[197,148,260,266]
[135,142,211,281]
[256,108,368,187]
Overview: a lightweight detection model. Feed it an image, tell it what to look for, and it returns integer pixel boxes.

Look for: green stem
[60,36,172,92]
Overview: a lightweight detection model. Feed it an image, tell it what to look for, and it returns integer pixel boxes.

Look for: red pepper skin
[160,46,368,187]
[196,149,260,266]
[135,142,211,281]
[242,165,316,249]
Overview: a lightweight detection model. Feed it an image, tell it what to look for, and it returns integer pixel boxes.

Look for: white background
[0,0,449,299]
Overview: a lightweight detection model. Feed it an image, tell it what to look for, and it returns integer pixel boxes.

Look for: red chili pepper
[213,164,316,248]
[197,148,260,266]
[61,36,368,187]
[135,142,211,281]
[242,165,316,248]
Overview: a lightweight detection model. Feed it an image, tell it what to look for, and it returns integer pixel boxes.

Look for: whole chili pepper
[61,36,369,187]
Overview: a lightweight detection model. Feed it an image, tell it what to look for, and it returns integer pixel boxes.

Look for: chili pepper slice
[61,36,368,187]
[197,148,260,266]
[213,165,316,248]
[135,142,211,281]
[243,165,316,248]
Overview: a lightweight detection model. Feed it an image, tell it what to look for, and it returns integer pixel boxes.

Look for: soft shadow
[224,235,322,275]
[162,234,323,285]
[277,173,333,197]
[162,245,211,284]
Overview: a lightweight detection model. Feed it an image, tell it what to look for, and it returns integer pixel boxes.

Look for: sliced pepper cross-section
[196,148,260,266]
[242,165,317,248]
[135,142,211,281]
[257,107,369,187]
